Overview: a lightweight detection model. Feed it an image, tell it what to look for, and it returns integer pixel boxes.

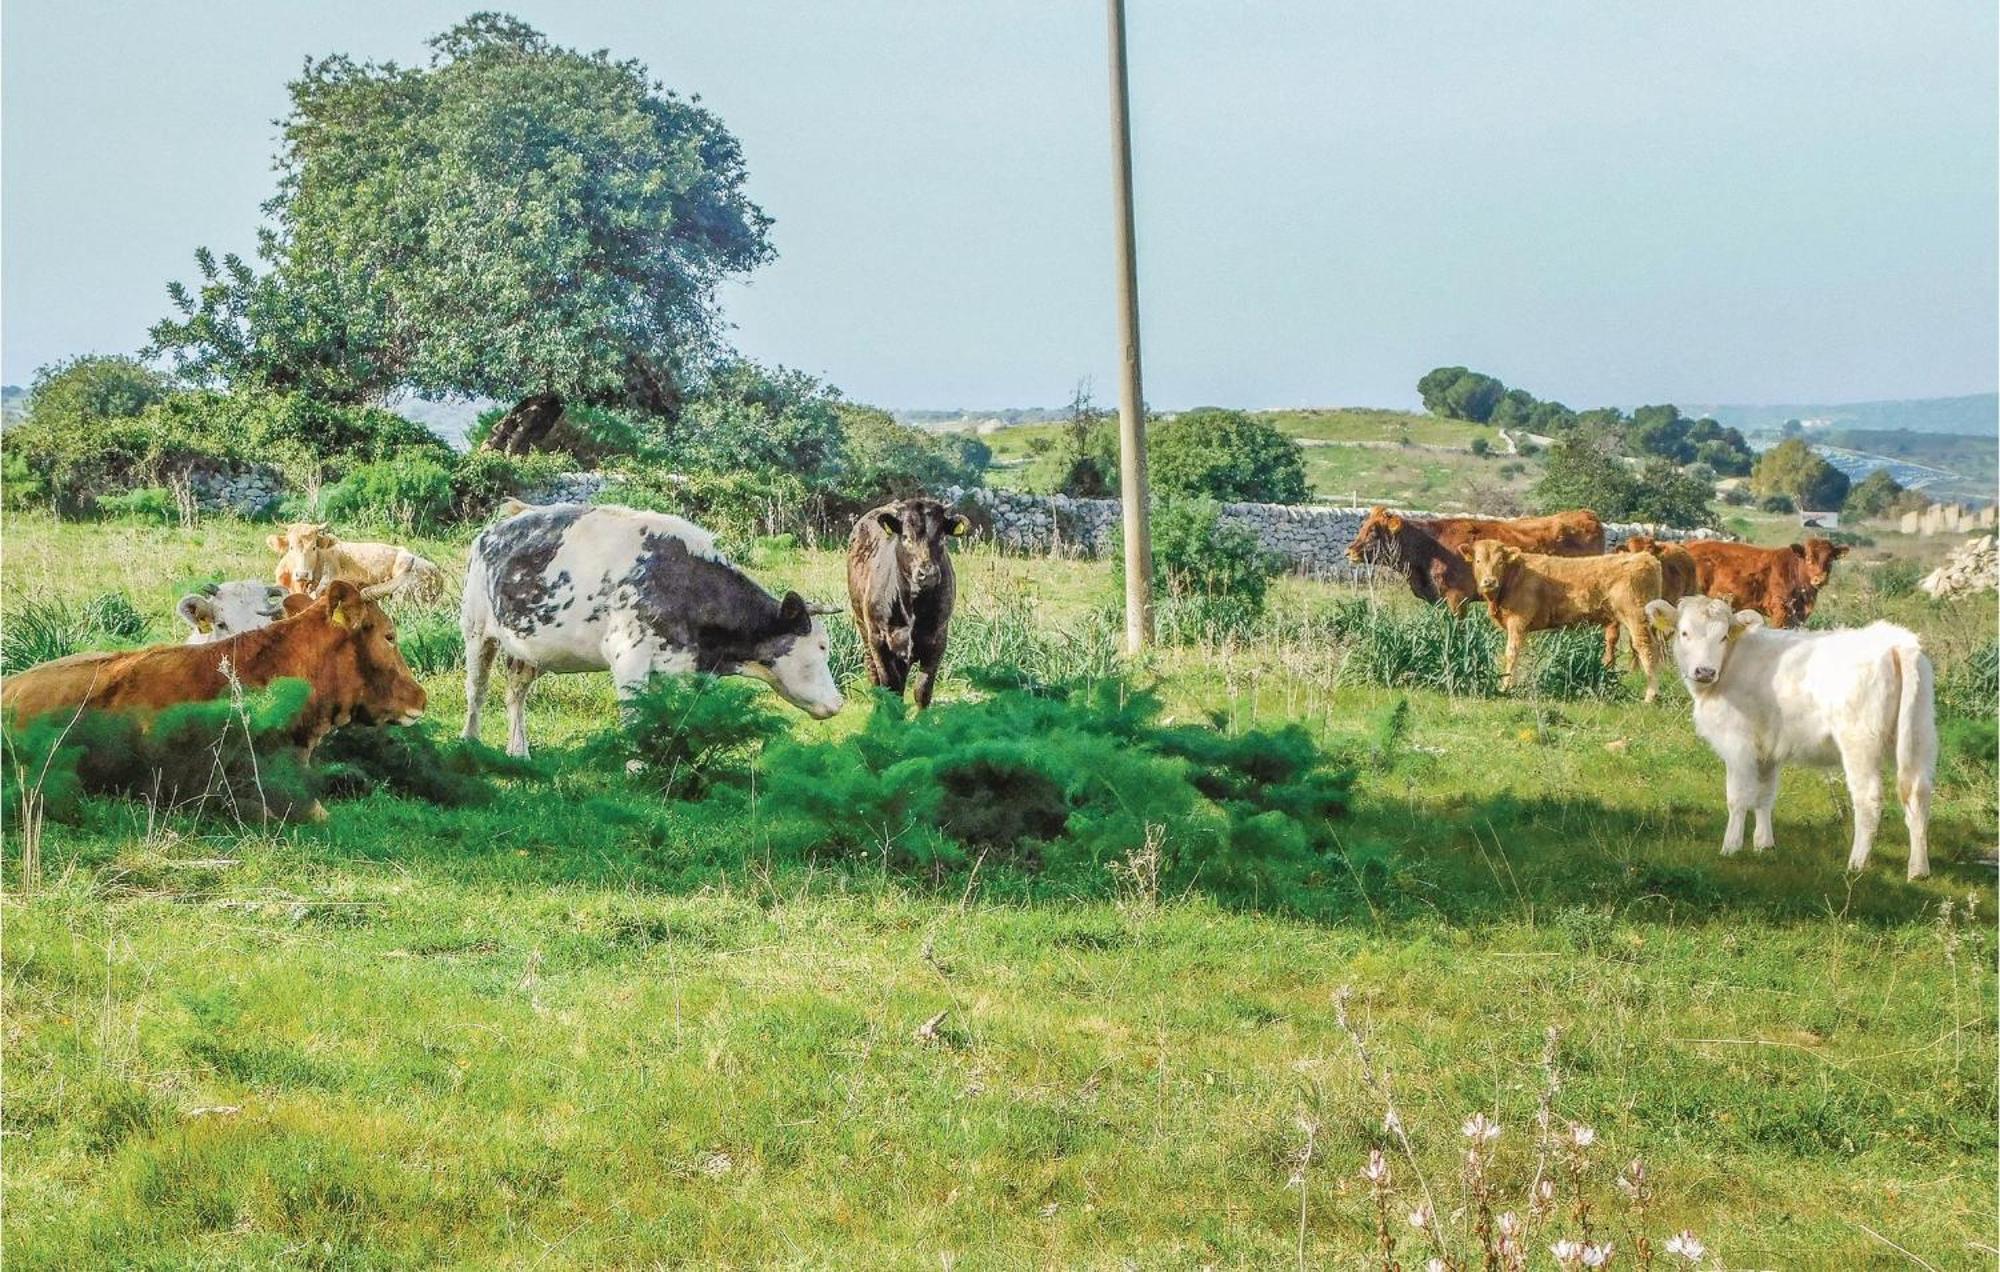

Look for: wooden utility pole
[1106,0,1153,651]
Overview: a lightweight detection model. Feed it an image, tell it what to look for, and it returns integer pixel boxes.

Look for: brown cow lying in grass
[1603,536,1700,668]
[1,580,427,763]
[1461,540,1665,701]
[1681,538,1846,628]
[270,522,445,602]
[1345,507,1482,617]
[1413,507,1606,557]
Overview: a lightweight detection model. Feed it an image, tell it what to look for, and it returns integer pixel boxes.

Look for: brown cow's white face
[1648,596,1762,689]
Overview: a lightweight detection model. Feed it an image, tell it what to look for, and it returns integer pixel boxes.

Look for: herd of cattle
[0,496,1940,878]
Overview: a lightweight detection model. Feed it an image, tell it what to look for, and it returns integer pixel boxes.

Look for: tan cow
[1603,536,1700,668]
[1461,541,1665,702]
[269,522,444,602]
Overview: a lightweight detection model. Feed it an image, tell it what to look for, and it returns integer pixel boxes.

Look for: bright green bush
[1149,499,1283,639]
[584,675,792,800]
[613,470,814,551]
[324,456,455,531]
[0,594,156,674]
[447,449,575,520]
[1341,603,1503,697]
[1148,408,1309,504]
[95,487,179,524]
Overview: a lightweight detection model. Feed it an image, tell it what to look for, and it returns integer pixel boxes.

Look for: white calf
[1648,596,1937,879]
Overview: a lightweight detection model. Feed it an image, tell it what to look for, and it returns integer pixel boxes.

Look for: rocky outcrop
[1919,535,1998,599]
[188,466,284,516]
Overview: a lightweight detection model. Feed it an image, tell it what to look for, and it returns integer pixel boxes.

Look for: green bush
[1149,499,1283,638]
[95,487,179,524]
[316,726,539,807]
[827,405,988,511]
[0,594,156,674]
[613,470,814,552]
[466,404,652,468]
[1938,641,1997,721]
[1872,559,1923,599]
[324,456,455,531]
[1341,603,1502,697]
[583,675,793,801]
[1148,408,1309,504]
[447,449,575,520]
[756,678,1358,902]
[1758,494,1796,514]
[1530,628,1628,701]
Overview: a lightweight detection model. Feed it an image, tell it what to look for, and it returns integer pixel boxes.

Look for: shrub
[1751,437,1849,511]
[0,594,155,674]
[829,405,988,511]
[1938,640,1998,720]
[447,449,575,520]
[1340,603,1502,697]
[1869,559,1923,599]
[1149,409,1309,504]
[323,456,455,531]
[22,355,169,432]
[1149,499,1283,635]
[467,404,652,468]
[583,675,792,800]
[613,470,814,551]
[1758,494,1796,514]
[1469,437,1490,458]
[316,726,539,807]
[95,487,180,524]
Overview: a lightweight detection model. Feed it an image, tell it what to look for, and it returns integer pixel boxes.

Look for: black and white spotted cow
[461,502,845,756]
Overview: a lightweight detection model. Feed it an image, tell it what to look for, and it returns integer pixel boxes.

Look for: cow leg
[1601,622,1621,670]
[1499,621,1525,692]
[1839,739,1884,873]
[463,636,499,743]
[502,657,540,758]
[1901,771,1933,881]
[1627,616,1660,703]
[1719,751,1757,856]
[911,638,946,710]
[1752,759,1780,852]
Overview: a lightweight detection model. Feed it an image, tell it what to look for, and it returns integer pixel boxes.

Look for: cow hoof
[1907,866,1931,881]
[1720,842,1742,857]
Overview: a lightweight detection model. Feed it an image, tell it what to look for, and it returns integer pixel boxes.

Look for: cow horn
[806,602,842,616]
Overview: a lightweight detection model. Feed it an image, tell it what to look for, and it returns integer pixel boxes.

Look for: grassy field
[4,511,1996,1268]
[974,407,1542,511]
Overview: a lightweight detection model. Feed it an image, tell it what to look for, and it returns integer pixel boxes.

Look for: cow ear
[1729,610,1765,639]
[1386,515,1403,531]
[1788,543,1806,557]
[178,594,214,631]
[323,580,362,628]
[876,511,903,537]
[266,534,285,553]
[1644,599,1676,634]
[777,590,812,635]
[947,514,971,537]
[1456,544,1475,561]
[1832,544,1849,559]
[281,593,314,617]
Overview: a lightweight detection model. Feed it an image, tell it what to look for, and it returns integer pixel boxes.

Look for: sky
[4,0,1995,411]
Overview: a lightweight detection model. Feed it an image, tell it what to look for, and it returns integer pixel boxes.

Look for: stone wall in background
[1898,501,1999,537]
[523,471,615,506]
[188,466,285,516]
[944,487,1721,580]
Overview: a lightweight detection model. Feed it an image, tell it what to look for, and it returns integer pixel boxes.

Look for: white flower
[1361,1148,1390,1184]
[1664,1231,1707,1262]
[1551,1239,1584,1266]
[1537,1178,1556,1204]
[1497,1211,1522,1238]
[1461,1111,1502,1142]
[1384,1106,1403,1135]
[1566,1122,1597,1149]
[1581,1242,1614,1268]
[1408,1203,1433,1231]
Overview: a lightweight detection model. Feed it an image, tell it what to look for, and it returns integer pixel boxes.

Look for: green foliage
[324,457,456,532]
[157,17,771,414]
[446,449,575,521]
[1,595,155,674]
[1417,366,1506,423]
[830,405,988,509]
[1759,494,1797,514]
[1871,559,1923,599]
[466,405,652,469]
[23,355,170,431]
[1341,602,1502,697]
[393,604,468,679]
[1530,628,1628,701]
[1024,382,1118,497]
[759,679,1355,896]
[1148,499,1283,638]
[94,487,180,524]
[1626,458,1721,529]
[613,470,814,552]
[1148,409,1309,504]
[316,726,538,807]
[1532,432,1715,528]
[584,675,792,800]
[1843,468,1928,520]
[1938,640,1997,721]
[2,680,321,824]
[1751,438,1850,511]
[665,360,844,478]
[1468,436,1490,458]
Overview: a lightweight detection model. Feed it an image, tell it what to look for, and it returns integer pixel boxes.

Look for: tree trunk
[485,393,565,455]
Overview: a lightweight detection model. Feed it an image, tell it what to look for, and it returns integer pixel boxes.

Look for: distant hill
[2,384,26,427]
[1686,393,1997,438]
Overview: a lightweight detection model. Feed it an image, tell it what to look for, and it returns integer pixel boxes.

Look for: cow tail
[1892,640,1937,805]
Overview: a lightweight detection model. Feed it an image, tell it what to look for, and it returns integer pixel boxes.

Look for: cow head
[1346,507,1403,564]
[736,592,845,719]
[317,580,427,726]
[269,522,336,594]
[1460,541,1520,597]
[1795,538,1848,589]
[1647,596,1763,690]
[872,499,969,594]
[1619,535,1660,557]
[179,580,291,644]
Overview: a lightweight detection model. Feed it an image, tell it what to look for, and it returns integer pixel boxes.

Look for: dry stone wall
[1919,535,1997,599]
[188,466,285,516]
[944,486,1719,580]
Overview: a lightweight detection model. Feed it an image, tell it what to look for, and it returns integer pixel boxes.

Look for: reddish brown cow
[1413,508,1606,558]
[1345,507,1483,617]
[1,581,426,760]
[1604,536,1700,666]
[1681,538,1847,628]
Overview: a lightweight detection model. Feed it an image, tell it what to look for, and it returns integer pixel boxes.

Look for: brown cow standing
[1461,541,1665,702]
[1681,538,1847,628]
[1,580,426,762]
[1412,508,1606,557]
[1603,536,1700,667]
[847,498,968,708]
[1345,507,1484,617]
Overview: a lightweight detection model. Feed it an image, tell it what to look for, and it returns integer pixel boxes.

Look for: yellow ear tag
[330,606,352,629]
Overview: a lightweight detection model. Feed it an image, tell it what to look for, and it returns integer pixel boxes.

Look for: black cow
[846,498,968,708]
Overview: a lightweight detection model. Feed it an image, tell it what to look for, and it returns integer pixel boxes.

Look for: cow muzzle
[1691,666,1718,685]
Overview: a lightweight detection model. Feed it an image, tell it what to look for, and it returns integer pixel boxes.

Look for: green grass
[4,512,1996,1267]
